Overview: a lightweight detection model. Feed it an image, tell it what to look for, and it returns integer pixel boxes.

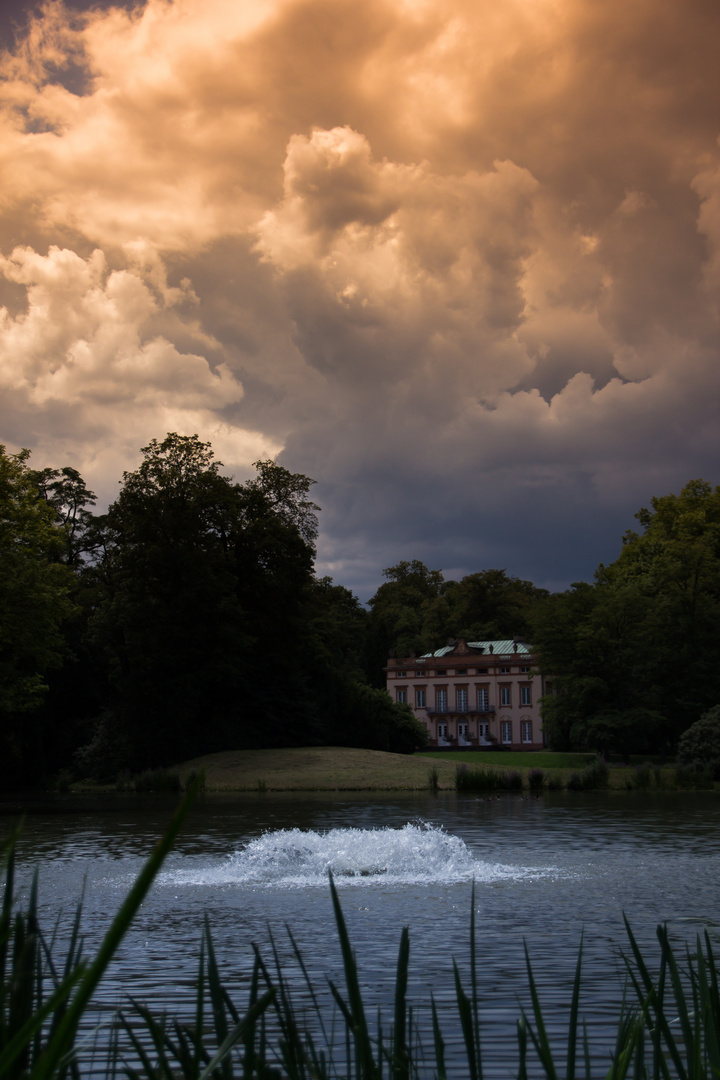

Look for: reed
[3,791,720,1079]
[133,768,182,793]
[528,768,545,792]
[455,764,523,793]
[566,755,609,792]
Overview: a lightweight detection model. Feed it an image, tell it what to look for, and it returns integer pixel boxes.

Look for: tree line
[2,432,719,785]
[0,434,425,787]
[367,481,720,759]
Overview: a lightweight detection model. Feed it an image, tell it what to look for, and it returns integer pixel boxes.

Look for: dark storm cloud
[0,0,718,596]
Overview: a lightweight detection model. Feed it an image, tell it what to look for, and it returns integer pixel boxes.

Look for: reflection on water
[4,790,720,1076]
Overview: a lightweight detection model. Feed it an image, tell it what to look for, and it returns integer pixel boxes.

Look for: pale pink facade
[385,637,544,750]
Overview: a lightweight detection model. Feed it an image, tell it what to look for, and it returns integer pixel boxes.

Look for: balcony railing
[426,706,496,716]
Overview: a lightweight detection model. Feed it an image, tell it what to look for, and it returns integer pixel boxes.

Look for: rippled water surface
[6,790,720,1075]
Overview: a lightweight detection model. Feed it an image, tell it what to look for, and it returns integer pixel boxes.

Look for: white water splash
[160,823,550,889]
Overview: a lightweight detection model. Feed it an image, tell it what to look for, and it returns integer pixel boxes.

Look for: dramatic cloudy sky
[1,0,719,599]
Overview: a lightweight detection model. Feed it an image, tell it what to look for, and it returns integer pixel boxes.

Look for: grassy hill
[177,746,460,791]
[176,746,604,792]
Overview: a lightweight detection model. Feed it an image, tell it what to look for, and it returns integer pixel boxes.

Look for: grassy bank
[420,750,689,791]
[170,747,694,794]
[176,746,461,791]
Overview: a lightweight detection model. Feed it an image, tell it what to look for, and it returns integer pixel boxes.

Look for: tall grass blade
[30,779,202,1080]
[566,933,583,1080]
[430,996,446,1080]
[285,924,334,1064]
[197,993,275,1080]
[203,916,232,1079]
[327,872,377,1080]
[453,960,480,1080]
[468,882,482,1080]
[623,916,683,1080]
[392,927,410,1080]
[516,1015,528,1080]
[520,940,558,1080]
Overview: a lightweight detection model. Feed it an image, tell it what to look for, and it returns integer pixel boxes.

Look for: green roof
[420,640,531,658]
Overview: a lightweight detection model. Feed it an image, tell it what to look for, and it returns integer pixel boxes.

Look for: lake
[6,789,720,1076]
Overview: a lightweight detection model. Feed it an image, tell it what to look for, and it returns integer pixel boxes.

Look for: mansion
[385,637,546,750]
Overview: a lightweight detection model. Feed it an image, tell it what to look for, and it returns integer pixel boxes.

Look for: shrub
[678,705,720,778]
[567,755,609,791]
[528,767,544,792]
[506,769,523,791]
[455,765,524,793]
[456,764,503,792]
[133,768,181,793]
[74,711,130,783]
[183,767,206,792]
[634,761,653,789]
[674,763,714,789]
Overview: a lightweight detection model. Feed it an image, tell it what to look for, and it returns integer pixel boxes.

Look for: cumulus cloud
[0,0,718,595]
[0,244,279,497]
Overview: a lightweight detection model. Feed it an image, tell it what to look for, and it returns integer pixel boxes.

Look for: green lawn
[177,746,461,791]
[418,750,597,769]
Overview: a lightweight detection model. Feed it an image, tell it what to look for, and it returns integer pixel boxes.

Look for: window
[457,687,468,712]
[436,689,448,713]
[521,720,533,743]
[415,670,424,677]
[438,723,448,739]
[437,669,447,676]
[479,721,489,739]
[500,666,511,674]
[520,686,532,706]
[477,687,489,711]
[457,668,467,675]
[458,722,469,737]
[416,689,426,708]
[396,671,407,678]
[500,686,511,707]
[545,681,553,696]
[501,721,512,744]
[397,689,407,704]
[520,666,530,673]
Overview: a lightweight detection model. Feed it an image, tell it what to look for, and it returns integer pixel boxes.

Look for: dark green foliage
[677,705,720,778]
[86,435,321,767]
[505,769,523,791]
[132,768,182,793]
[455,764,522,792]
[534,479,720,755]
[528,768,544,791]
[30,465,98,567]
[318,678,429,754]
[0,447,79,786]
[632,762,653,790]
[2,434,444,781]
[73,711,130,782]
[365,562,548,683]
[366,560,446,664]
[566,756,609,791]
[674,764,714,789]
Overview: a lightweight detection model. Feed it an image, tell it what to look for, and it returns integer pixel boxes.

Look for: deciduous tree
[0,446,77,783]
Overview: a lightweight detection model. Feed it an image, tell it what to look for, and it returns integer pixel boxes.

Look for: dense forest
[2,433,720,786]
